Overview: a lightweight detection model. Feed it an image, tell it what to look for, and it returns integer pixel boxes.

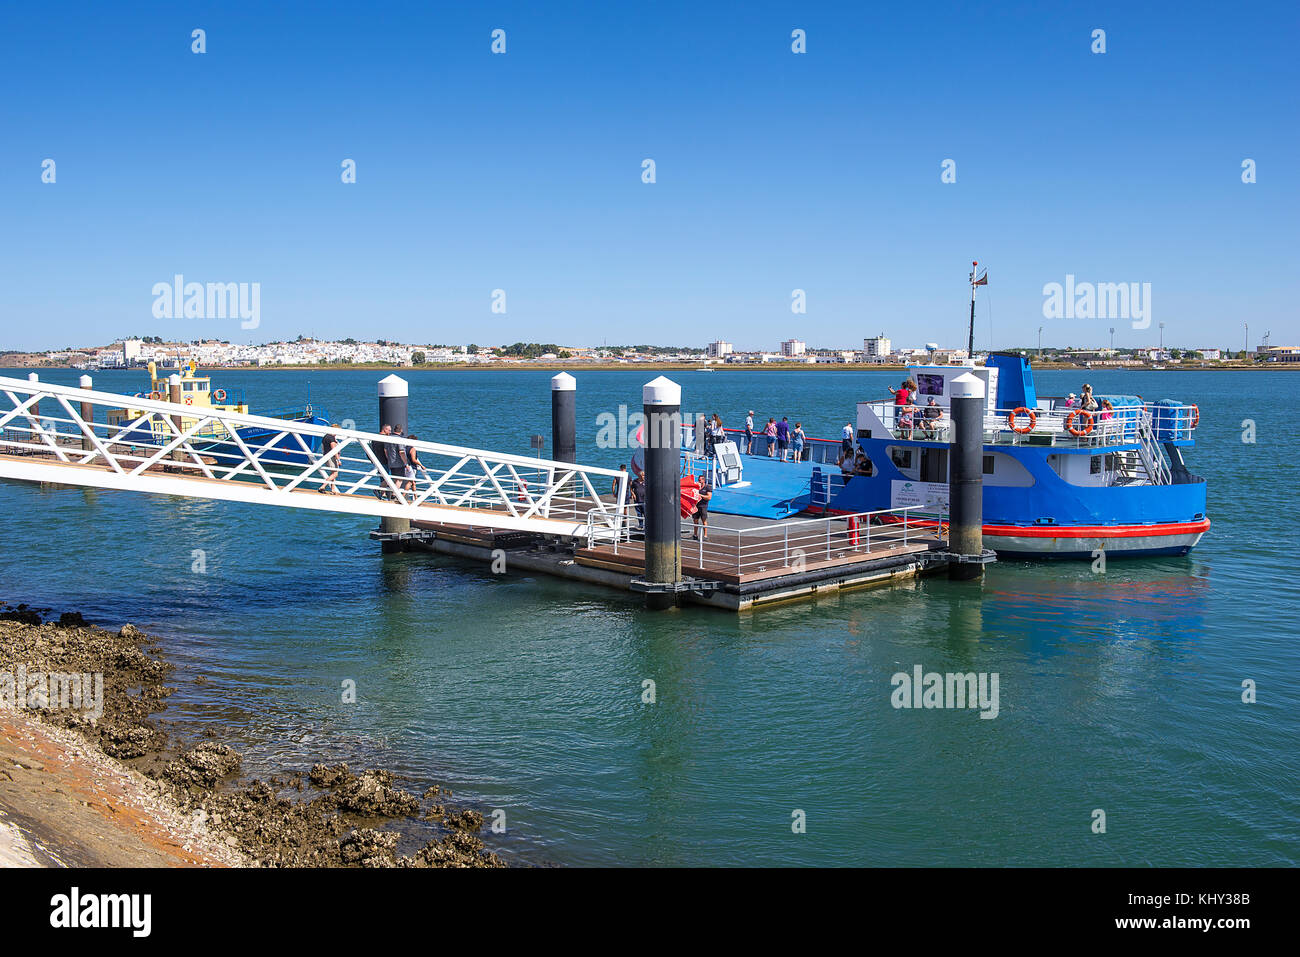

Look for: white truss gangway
[0,375,628,539]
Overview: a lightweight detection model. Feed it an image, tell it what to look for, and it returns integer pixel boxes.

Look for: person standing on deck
[744,411,755,455]
[791,422,806,462]
[841,422,855,461]
[692,480,712,541]
[710,414,725,448]
[775,417,791,462]
[764,418,777,456]
[889,379,916,405]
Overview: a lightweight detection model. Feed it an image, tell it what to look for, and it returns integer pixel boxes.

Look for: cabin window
[983,455,995,475]
[890,448,913,469]
[1090,455,1102,475]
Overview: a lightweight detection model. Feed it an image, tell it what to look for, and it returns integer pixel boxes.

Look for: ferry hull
[983,519,1210,559]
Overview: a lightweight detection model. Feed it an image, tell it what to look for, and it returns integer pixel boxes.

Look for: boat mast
[968,261,978,357]
[967,261,987,358]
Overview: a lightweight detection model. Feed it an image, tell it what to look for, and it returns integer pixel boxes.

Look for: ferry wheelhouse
[682,352,1208,559]
[107,361,331,467]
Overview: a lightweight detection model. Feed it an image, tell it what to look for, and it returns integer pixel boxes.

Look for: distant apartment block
[707,340,733,358]
[780,338,806,357]
[863,335,891,359]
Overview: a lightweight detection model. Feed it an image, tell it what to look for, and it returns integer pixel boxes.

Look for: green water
[1,367,1296,865]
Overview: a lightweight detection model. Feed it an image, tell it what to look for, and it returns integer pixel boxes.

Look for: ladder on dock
[0,375,628,539]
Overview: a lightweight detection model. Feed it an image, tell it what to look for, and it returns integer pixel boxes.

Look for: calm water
[1,367,1297,866]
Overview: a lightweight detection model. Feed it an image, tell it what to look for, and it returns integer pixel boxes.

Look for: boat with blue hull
[682,352,1208,559]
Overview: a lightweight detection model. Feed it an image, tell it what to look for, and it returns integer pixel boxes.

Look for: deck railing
[867,400,1198,449]
[585,503,937,574]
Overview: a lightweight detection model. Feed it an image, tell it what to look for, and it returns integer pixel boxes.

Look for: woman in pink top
[763,418,778,457]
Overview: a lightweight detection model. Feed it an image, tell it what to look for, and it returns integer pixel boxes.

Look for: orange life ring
[184,395,194,405]
[517,481,528,503]
[213,389,227,402]
[1066,410,1095,436]
[1006,407,1037,434]
[1189,404,1199,429]
[149,391,162,401]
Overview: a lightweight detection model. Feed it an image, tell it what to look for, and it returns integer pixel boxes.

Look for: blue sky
[2,0,1296,353]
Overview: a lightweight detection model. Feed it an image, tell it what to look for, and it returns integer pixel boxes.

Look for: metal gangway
[0,375,628,538]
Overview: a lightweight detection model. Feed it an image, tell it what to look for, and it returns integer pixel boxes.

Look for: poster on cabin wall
[890,480,949,513]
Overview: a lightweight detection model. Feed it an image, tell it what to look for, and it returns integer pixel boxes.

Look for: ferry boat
[107,361,331,467]
[683,352,1207,559]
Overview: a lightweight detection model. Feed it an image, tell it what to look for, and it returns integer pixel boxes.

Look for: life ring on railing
[183,395,194,405]
[1189,404,1200,429]
[1006,407,1037,434]
[213,389,227,402]
[516,480,528,502]
[1066,410,1095,436]
[149,391,163,401]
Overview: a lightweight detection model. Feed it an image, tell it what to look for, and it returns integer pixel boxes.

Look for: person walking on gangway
[403,434,423,495]
[321,425,341,494]
[371,424,396,500]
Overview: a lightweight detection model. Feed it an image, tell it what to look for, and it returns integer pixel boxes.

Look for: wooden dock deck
[411,511,949,610]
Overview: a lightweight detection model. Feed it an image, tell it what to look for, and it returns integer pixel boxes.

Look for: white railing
[868,399,1198,451]
[585,503,938,574]
[0,375,628,537]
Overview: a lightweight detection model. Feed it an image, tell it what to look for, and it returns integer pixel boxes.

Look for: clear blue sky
[2,0,1296,353]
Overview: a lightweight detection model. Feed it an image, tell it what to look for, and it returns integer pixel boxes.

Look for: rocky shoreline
[0,603,504,867]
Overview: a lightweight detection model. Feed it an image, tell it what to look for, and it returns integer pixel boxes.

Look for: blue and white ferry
[683,352,1208,559]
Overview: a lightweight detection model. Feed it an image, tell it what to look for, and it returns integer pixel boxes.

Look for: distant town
[3,334,1297,370]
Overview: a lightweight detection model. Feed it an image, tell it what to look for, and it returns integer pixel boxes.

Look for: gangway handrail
[0,375,628,538]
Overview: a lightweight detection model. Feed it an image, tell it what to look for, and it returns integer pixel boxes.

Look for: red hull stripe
[982,519,1210,539]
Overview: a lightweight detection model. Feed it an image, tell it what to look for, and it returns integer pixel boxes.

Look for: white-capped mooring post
[947,370,992,580]
[551,372,576,464]
[641,376,682,610]
[377,373,410,553]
